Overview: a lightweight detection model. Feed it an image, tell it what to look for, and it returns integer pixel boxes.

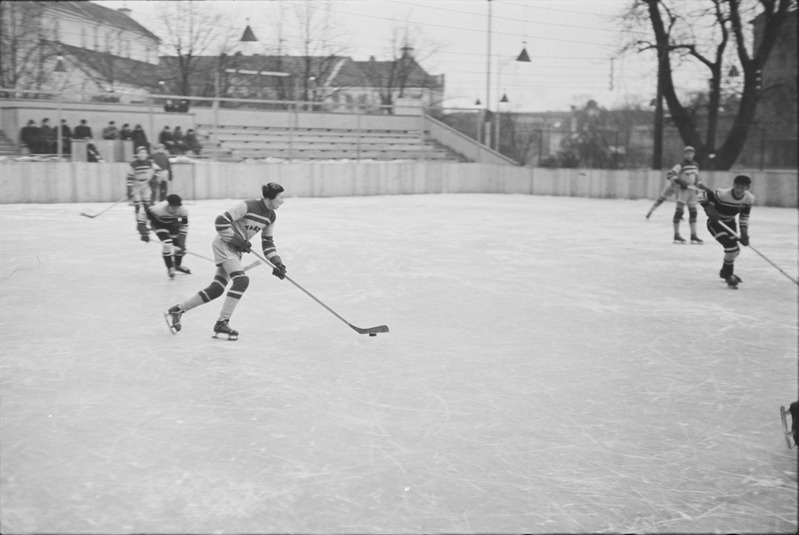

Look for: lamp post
[485,0,530,150]
[54,54,67,159]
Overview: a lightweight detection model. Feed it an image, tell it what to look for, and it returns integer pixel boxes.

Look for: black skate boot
[690,235,703,244]
[213,318,239,341]
[780,402,798,449]
[673,233,686,244]
[725,274,742,289]
[175,265,191,274]
[164,305,183,334]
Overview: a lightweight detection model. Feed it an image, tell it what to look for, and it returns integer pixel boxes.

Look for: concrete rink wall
[0,193,796,533]
[0,161,797,207]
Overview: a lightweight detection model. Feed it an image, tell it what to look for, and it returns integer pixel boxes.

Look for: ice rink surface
[1,192,797,534]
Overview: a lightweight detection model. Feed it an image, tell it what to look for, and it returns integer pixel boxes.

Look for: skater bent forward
[165,183,287,340]
[698,174,754,288]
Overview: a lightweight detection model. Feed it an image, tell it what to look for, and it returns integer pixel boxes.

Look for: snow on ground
[1,193,797,533]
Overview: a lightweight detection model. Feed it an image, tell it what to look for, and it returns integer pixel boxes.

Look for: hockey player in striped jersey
[146,194,189,279]
[646,146,704,244]
[164,183,287,340]
[698,174,755,288]
[127,146,162,242]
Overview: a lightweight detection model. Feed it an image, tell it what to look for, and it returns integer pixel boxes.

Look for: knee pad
[688,208,697,223]
[673,207,684,223]
[724,245,740,263]
[200,274,228,302]
[230,272,250,293]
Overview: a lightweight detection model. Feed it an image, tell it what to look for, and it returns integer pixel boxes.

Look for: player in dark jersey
[146,194,189,279]
[164,183,287,340]
[698,174,755,288]
[127,146,161,242]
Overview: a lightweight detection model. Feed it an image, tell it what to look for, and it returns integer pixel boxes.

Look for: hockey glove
[739,231,749,246]
[230,235,252,253]
[271,260,287,280]
[702,204,721,223]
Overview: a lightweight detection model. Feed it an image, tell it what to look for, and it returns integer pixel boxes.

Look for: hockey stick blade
[80,211,101,219]
[351,324,390,336]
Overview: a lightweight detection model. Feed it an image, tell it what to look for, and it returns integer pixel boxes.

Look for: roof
[159,54,442,90]
[49,1,161,43]
[61,42,162,89]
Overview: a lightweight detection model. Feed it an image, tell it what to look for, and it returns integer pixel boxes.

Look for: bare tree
[290,0,349,105]
[155,0,238,96]
[0,2,56,92]
[361,20,443,112]
[621,0,794,170]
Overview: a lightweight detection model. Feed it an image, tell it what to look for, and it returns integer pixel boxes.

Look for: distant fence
[0,161,795,208]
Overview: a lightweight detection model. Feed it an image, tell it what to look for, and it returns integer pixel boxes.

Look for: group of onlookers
[19,119,202,157]
[158,125,202,156]
[19,118,77,155]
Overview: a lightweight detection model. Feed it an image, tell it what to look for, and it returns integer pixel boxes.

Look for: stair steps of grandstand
[195,124,459,162]
[231,148,453,161]
[0,130,21,156]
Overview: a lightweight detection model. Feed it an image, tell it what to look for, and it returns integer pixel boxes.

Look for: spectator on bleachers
[20,119,42,154]
[58,119,73,155]
[177,99,189,113]
[102,121,119,140]
[173,126,187,155]
[184,128,202,156]
[159,126,177,155]
[120,123,133,141]
[74,119,93,140]
[87,143,104,162]
[132,124,150,153]
[40,118,57,153]
[164,99,176,112]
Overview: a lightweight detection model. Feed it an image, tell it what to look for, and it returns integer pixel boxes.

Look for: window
[93,26,99,50]
[81,28,87,48]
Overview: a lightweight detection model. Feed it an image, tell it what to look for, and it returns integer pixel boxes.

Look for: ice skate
[780,405,795,449]
[164,305,183,334]
[673,233,686,244]
[174,265,191,274]
[725,274,742,289]
[168,267,176,279]
[690,235,703,244]
[213,318,238,341]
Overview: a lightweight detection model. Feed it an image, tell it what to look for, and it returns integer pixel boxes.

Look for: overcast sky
[97,0,674,112]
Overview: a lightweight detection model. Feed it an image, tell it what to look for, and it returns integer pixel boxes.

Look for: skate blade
[780,406,793,449]
[163,312,179,335]
[212,333,238,341]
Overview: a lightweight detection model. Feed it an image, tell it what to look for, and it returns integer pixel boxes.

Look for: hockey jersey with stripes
[215,199,278,259]
[699,187,754,229]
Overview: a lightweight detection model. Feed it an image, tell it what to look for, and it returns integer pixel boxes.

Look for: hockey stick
[253,248,388,335]
[80,183,150,219]
[715,220,799,285]
[233,233,388,335]
[146,239,260,271]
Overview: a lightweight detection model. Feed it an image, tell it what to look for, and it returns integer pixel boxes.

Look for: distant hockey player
[146,194,189,279]
[148,143,172,203]
[698,174,754,288]
[127,146,161,242]
[164,183,287,340]
[646,147,703,245]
